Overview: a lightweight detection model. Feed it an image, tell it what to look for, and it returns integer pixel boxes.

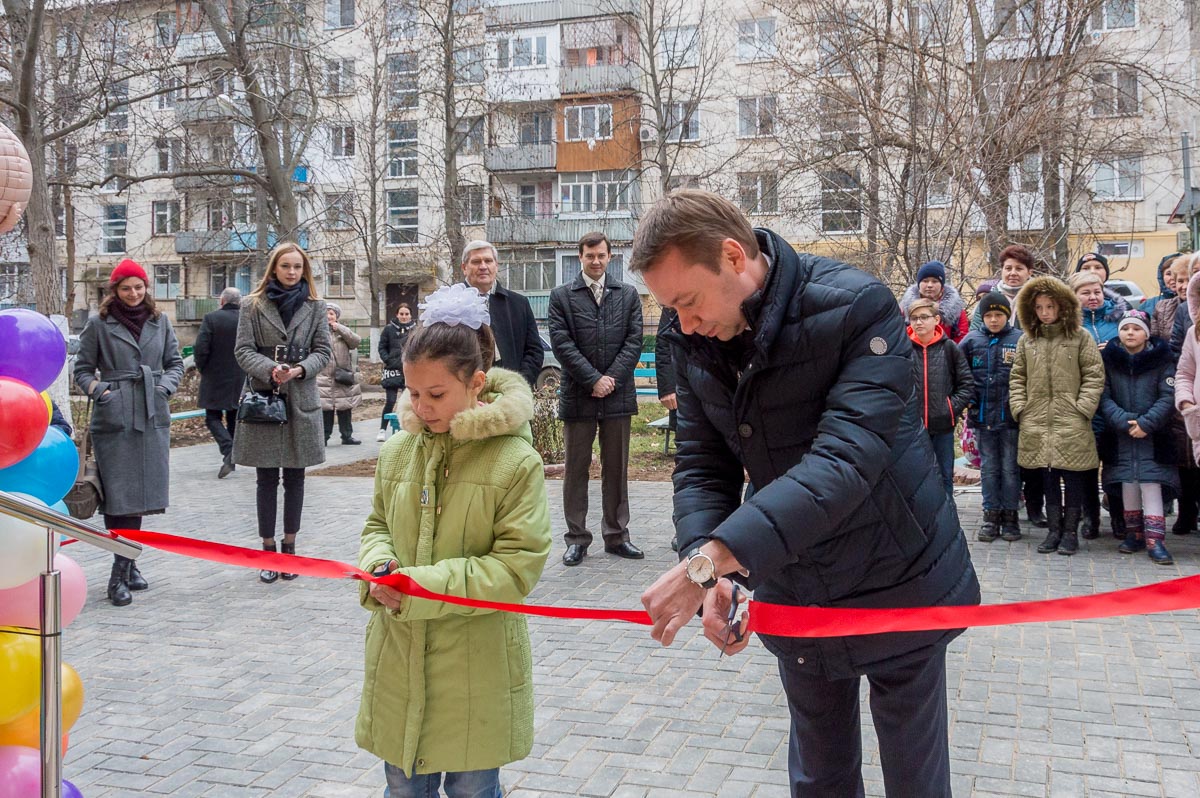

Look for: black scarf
[391,318,417,338]
[266,278,310,328]
[107,299,153,341]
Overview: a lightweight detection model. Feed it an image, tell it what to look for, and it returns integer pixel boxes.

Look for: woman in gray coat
[74,258,184,606]
[232,243,331,583]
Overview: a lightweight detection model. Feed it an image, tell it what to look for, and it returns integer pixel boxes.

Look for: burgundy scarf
[108,300,153,341]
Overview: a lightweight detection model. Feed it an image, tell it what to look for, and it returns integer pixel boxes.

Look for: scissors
[719,583,748,659]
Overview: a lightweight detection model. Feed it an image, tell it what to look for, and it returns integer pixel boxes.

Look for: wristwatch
[685,550,718,589]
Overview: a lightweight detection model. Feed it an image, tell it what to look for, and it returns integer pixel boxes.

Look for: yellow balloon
[41,391,52,423]
[0,663,84,746]
[0,632,40,724]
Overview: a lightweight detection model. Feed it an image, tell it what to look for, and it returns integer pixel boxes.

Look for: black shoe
[280,541,299,580]
[218,459,235,479]
[260,539,280,583]
[604,541,645,559]
[342,437,362,445]
[670,538,680,553]
[125,559,148,591]
[999,510,1022,542]
[1080,510,1101,540]
[977,510,1000,542]
[107,558,132,606]
[562,544,587,566]
[1027,507,1048,528]
[1172,517,1196,535]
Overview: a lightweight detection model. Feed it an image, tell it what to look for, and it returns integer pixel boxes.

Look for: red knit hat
[109,258,149,286]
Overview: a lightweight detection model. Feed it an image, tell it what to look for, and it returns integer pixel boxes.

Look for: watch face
[687,554,714,584]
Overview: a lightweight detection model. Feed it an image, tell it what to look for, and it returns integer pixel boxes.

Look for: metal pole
[1183,133,1197,250]
[39,526,62,798]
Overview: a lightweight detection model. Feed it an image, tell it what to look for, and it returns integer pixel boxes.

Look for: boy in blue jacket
[960,292,1024,541]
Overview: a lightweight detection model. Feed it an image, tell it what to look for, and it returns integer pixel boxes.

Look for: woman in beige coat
[317,302,362,445]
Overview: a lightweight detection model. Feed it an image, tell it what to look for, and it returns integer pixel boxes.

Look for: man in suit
[461,240,543,386]
[194,287,245,478]
[549,231,645,566]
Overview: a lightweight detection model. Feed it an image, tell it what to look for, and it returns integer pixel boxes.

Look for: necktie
[592,283,603,306]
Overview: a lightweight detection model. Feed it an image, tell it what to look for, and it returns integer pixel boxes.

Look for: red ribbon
[104,528,1200,638]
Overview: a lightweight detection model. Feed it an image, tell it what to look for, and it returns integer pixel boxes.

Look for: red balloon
[0,377,49,470]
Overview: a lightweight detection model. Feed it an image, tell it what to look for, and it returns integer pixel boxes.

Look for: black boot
[1057,508,1080,555]
[1026,504,1048,528]
[107,556,132,606]
[977,509,1000,542]
[125,559,148,591]
[260,539,280,584]
[1000,509,1022,541]
[1037,505,1063,553]
[280,541,299,580]
[1081,506,1101,540]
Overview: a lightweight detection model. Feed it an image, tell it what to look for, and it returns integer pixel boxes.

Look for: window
[1096,240,1145,259]
[452,0,482,13]
[324,192,354,229]
[52,188,65,238]
[387,189,419,244]
[666,175,700,192]
[153,264,180,300]
[325,58,355,94]
[926,171,952,207]
[738,96,776,138]
[993,0,1035,37]
[737,18,776,62]
[560,171,634,214]
[819,169,862,232]
[207,199,256,229]
[211,264,252,296]
[155,12,178,47]
[496,35,548,69]
[102,141,129,192]
[455,46,486,84]
[564,104,613,141]
[1093,154,1143,201]
[155,75,182,109]
[456,116,485,155]
[739,172,778,215]
[664,101,700,142]
[105,81,129,131]
[1091,69,1139,116]
[388,54,418,110]
[562,252,625,284]
[0,264,23,302]
[818,37,849,76]
[325,0,354,28]
[325,260,355,297]
[1014,151,1041,193]
[518,184,537,217]
[518,112,553,145]
[155,137,183,172]
[1091,0,1136,30]
[915,0,950,43]
[387,0,417,39]
[152,201,181,235]
[661,26,699,69]
[457,184,485,224]
[388,121,418,177]
[331,125,356,158]
[501,248,556,292]
[102,205,126,253]
[209,134,235,164]
[818,95,861,147]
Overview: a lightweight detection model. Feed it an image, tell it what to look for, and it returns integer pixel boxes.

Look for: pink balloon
[0,554,87,629]
[0,745,40,797]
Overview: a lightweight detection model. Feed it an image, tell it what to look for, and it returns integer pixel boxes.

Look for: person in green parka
[356,283,551,798]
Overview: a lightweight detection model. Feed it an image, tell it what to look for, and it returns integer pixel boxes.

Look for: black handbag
[380,368,405,389]
[237,380,288,425]
[334,348,358,386]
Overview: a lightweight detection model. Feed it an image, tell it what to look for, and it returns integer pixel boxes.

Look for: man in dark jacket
[550,231,645,566]
[194,287,245,478]
[635,191,980,798]
[462,240,544,386]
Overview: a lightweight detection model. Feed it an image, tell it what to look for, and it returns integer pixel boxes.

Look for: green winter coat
[1009,276,1105,472]
[356,368,551,777]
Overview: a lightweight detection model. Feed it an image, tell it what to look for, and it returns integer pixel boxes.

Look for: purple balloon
[0,308,67,392]
[64,778,83,798]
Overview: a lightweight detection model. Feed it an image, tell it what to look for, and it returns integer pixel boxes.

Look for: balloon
[0,509,45,591]
[41,391,52,424]
[0,745,39,797]
[0,309,67,393]
[0,377,50,469]
[63,778,82,798]
[0,663,85,747]
[0,124,32,236]
[0,427,78,506]
[51,500,68,515]
[0,553,87,629]
[0,634,39,724]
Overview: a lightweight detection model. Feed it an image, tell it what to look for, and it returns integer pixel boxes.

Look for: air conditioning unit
[639,126,654,142]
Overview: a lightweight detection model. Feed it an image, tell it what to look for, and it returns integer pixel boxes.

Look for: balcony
[174,31,224,63]
[487,215,637,244]
[484,144,555,172]
[485,0,638,28]
[175,227,310,254]
[560,64,637,94]
[175,297,220,321]
[174,27,304,63]
[175,96,248,125]
[173,164,311,193]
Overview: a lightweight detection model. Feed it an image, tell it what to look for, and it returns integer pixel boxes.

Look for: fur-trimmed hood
[899,282,966,327]
[1101,336,1173,375]
[398,367,534,441]
[1016,275,1081,337]
[1187,271,1200,324]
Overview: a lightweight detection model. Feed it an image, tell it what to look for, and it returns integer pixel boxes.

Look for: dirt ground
[313,447,676,482]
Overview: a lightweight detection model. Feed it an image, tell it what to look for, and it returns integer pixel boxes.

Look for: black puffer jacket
[670,230,980,679]
[548,273,643,420]
[377,318,415,371]
[908,327,973,433]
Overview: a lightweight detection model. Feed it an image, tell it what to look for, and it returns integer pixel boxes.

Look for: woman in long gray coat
[317,302,362,446]
[74,258,184,606]
[232,243,331,583]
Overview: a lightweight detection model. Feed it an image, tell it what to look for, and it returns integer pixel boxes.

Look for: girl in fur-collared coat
[357,285,551,795]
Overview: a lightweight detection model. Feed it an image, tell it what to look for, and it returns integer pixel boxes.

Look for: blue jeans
[975,428,1020,511]
[929,431,955,498]
[383,763,502,798]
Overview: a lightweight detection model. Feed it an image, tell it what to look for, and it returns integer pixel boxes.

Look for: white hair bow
[419,283,491,329]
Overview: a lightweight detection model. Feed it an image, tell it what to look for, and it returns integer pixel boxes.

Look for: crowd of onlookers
[901,245,1200,563]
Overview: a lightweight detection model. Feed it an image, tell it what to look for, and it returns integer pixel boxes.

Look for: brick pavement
[51,422,1200,797]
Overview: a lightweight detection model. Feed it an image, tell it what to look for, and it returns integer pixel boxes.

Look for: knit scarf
[266,278,310,328]
[107,299,153,341]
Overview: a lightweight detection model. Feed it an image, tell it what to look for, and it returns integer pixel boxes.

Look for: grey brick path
[51,421,1200,797]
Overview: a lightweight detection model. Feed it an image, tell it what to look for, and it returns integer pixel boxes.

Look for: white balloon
[0,510,47,589]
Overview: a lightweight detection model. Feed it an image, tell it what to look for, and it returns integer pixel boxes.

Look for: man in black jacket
[462,240,543,386]
[549,231,645,566]
[636,192,979,797]
[194,287,245,478]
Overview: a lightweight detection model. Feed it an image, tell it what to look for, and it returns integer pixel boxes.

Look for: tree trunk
[1041,146,1069,273]
[63,184,76,318]
[23,127,61,315]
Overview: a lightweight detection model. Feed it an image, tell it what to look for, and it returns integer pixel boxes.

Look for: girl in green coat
[357,283,551,797]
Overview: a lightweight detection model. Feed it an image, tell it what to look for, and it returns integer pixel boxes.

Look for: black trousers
[103,514,142,565]
[1081,466,1124,527]
[381,387,401,430]
[323,409,354,442]
[1021,466,1044,514]
[255,467,305,539]
[1180,467,1200,525]
[1044,468,1087,511]
[778,651,951,798]
[205,409,237,459]
[562,416,631,547]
